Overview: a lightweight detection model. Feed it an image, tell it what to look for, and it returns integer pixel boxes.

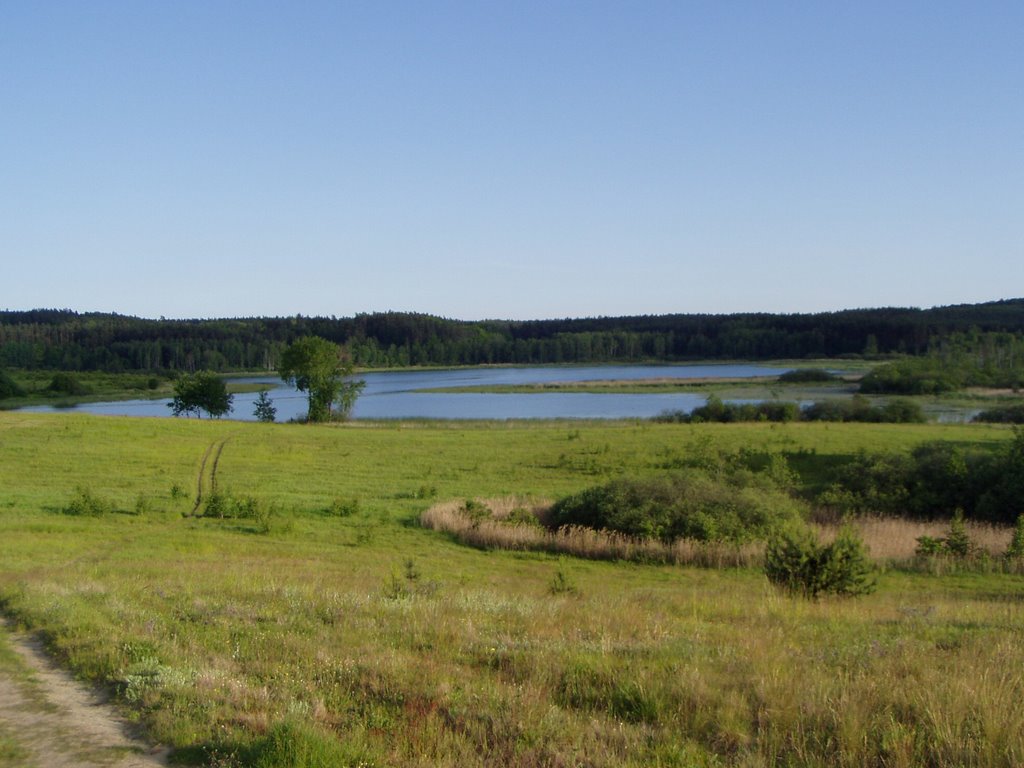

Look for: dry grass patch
[425,498,1020,573]
[421,498,764,568]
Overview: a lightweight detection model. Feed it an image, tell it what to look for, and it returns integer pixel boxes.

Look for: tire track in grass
[209,439,229,495]
[189,441,216,516]
[190,438,232,516]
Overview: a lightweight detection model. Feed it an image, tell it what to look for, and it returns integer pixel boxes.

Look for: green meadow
[0,412,1022,766]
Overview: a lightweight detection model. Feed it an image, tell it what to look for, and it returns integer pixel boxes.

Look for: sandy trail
[0,622,168,768]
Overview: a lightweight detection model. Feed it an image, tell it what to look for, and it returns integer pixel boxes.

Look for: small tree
[1005,514,1024,559]
[168,371,233,419]
[253,390,277,423]
[765,524,875,599]
[278,336,364,423]
[944,508,972,557]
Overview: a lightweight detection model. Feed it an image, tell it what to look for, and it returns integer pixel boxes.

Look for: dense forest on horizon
[1,299,1023,373]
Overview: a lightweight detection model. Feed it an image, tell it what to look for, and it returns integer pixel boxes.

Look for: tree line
[1,299,1022,373]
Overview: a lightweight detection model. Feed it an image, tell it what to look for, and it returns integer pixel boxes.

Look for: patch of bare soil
[0,622,168,768]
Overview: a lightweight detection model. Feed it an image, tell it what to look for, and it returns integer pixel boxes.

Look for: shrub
[944,508,972,557]
[47,372,90,396]
[327,497,360,517]
[973,404,1024,424]
[778,368,837,383]
[461,498,491,522]
[63,487,112,516]
[1006,514,1024,559]
[764,524,875,599]
[548,559,579,596]
[201,491,266,520]
[0,370,24,399]
[548,470,804,544]
[915,509,976,558]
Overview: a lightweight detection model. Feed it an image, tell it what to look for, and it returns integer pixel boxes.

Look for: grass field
[0,413,1021,766]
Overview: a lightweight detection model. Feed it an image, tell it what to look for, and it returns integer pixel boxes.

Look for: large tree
[168,370,233,418]
[278,336,364,422]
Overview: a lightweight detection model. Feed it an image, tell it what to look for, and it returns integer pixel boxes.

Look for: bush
[915,509,976,558]
[548,470,804,544]
[765,524,875,598]
[327,497,360,517]
[63,487,112,516]
[47,372,90,396]
[801,395,924,423]
[0,370,24,399]
[778,368,837,383]
[461,498,491,522]
[1006,514,1024,559]
[201,490,265,519]
[973,404,1024,424]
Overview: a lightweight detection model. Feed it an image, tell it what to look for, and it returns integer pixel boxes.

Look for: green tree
[765,524,875,599]
[253,390,277,423]
[0,370,24,399]
[168,371,233,419]
[277,336,364,423]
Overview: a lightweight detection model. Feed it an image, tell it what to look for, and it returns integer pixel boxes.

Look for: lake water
[19,364,789,421]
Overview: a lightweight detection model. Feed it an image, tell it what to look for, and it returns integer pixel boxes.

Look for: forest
[2,298,1023,373]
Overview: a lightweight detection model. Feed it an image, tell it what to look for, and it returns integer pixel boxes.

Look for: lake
[20,364,790,421]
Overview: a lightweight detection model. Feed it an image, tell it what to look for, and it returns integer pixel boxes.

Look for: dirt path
[0,622,168,768]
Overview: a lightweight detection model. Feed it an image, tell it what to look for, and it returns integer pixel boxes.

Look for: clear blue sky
[2,1,1021,320]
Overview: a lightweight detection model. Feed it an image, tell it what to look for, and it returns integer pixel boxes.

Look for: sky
[2,1,1022,321]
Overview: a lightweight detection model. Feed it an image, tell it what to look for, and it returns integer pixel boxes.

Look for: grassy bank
[0,413,1021,766]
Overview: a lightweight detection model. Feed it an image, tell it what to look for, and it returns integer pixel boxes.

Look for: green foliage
[778,368,837,383]
[168,370,233,419]
[548,469,804,544]
[461,498,491,522]
[657,395,923,424]
[506,506,541,526]
[802,395,925,423]
[202,490,263,519]
[1006,515,1024,559]
[327,497,360,517]
[47,372,91,396]
[915,510,976,558]
[944,508,972,557]
[973,404,1024,424]
[0,370,25,399]
[278,336,363,422]
[817,440,1021,523]
[656,396,801,424]
[253,389,277,423]
[63,486,112,516]
[860,359,962,395]
[764,524,876,598]
[5,302,1024,372]
[861,335,1024,395]
[548,559,580,596]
